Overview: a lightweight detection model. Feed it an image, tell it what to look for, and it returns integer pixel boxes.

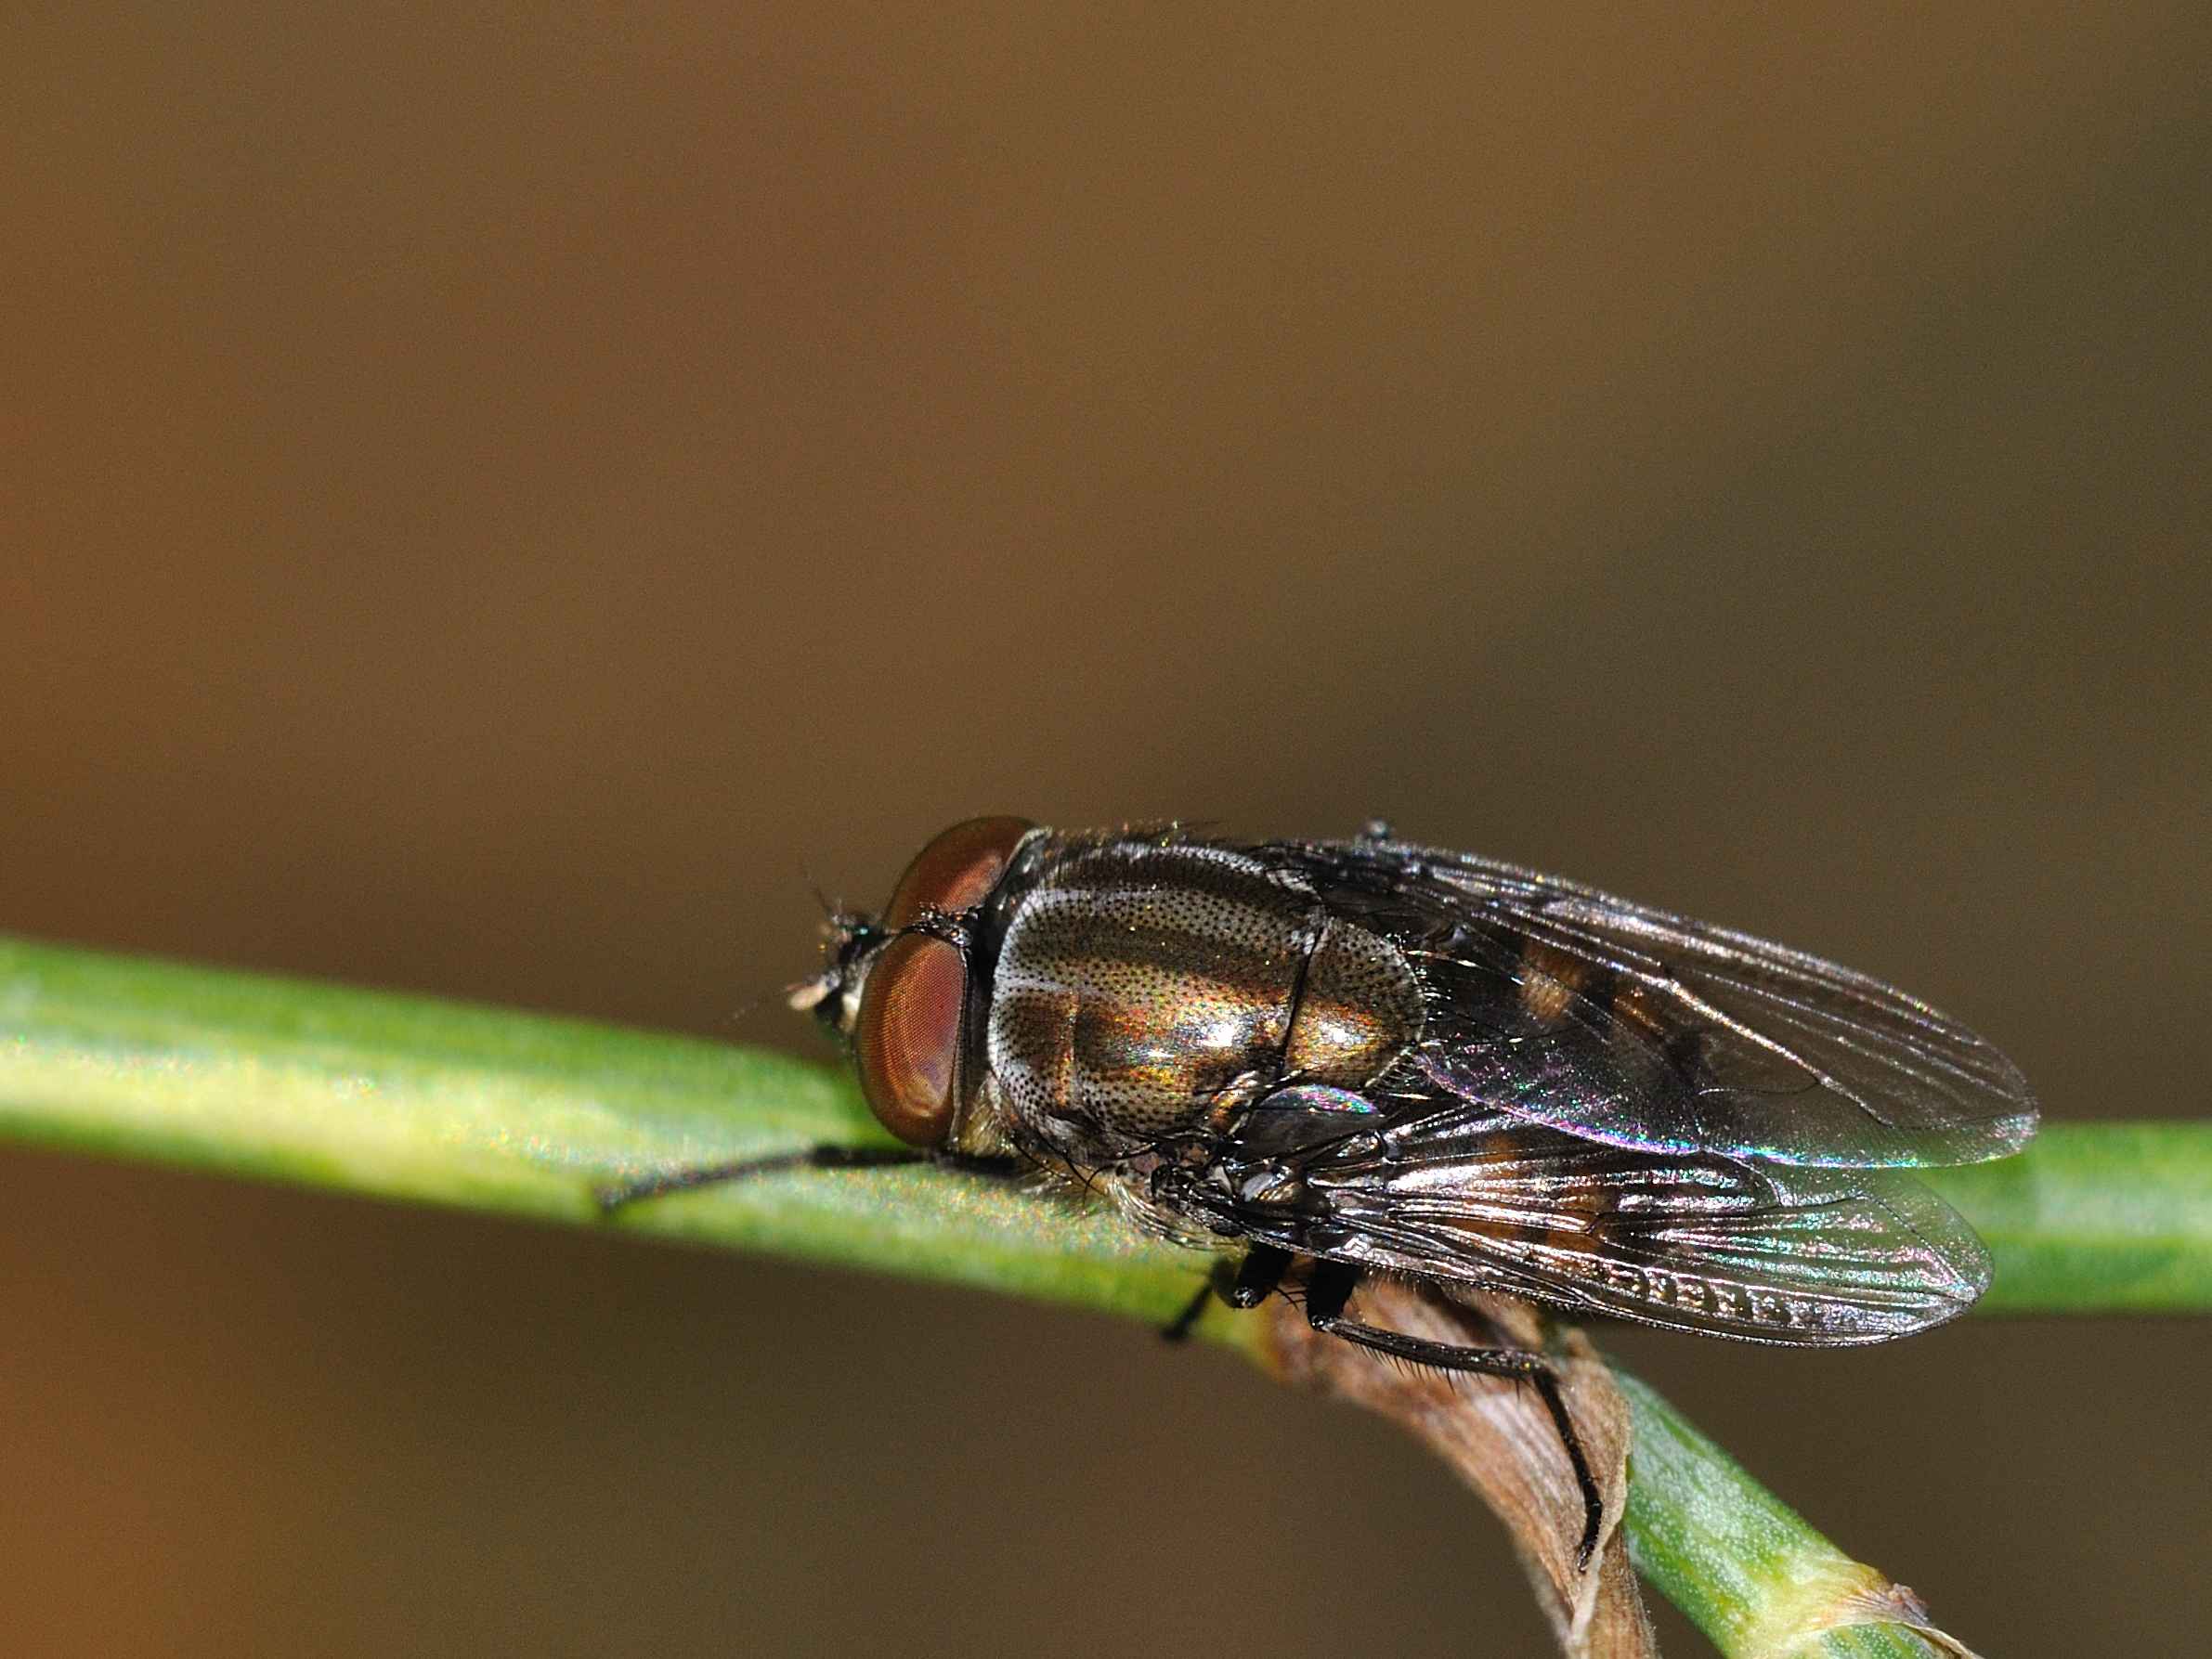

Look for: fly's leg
[593,1146,1021,1213]
[1160,1244,1294,1342]
[1226,1243,1295,1307]
[1304,1261,1605,1570]
[1161,1262,1232,1342]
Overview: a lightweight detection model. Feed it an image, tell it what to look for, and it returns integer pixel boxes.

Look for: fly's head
[790,817,1036,1150]
[785,908,883,1041]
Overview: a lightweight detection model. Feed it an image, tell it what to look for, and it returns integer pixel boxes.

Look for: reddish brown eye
[884,815,1034,929]
[855,933,968,1147]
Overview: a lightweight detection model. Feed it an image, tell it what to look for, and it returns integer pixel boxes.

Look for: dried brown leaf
[1263,1277,1657,1659]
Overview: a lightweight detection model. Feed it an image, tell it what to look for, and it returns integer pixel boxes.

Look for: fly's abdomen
[985,841,1425,1145]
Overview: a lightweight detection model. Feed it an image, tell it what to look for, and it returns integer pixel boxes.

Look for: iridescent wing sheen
[1262,837,2037,1169]
[1213,1096,1991,1344]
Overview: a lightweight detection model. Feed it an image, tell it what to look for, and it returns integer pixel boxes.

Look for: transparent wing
[1267,838,2037,1169]
[1215,1095,1992,1344]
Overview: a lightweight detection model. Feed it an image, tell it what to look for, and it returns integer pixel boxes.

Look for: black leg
[593,1145,1020,1213]
[1226,1243,1294,1307]
[1160,1245,1295,1342]
[1161,1262,1231,1342]
[1305,1263,1605,1570]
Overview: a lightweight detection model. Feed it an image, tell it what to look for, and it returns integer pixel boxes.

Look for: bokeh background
[6,5,2208,1654]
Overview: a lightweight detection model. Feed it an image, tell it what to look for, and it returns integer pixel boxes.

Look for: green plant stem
[3,933,2204,1654]
[0,934,1214,1330]
[1926,1121,2212,1313]
[1619,1373,1956,1658]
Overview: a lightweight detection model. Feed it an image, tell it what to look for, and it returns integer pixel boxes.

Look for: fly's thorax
[977,837,1425,1160]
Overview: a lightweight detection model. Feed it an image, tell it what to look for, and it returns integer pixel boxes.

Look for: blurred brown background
[4,4,2207,1654]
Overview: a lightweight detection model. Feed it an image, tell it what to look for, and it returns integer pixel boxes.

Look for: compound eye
[854,934,967,1147]
[884,816,1034,929]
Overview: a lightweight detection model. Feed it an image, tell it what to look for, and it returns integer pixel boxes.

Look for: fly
[597,818,2039,1566]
